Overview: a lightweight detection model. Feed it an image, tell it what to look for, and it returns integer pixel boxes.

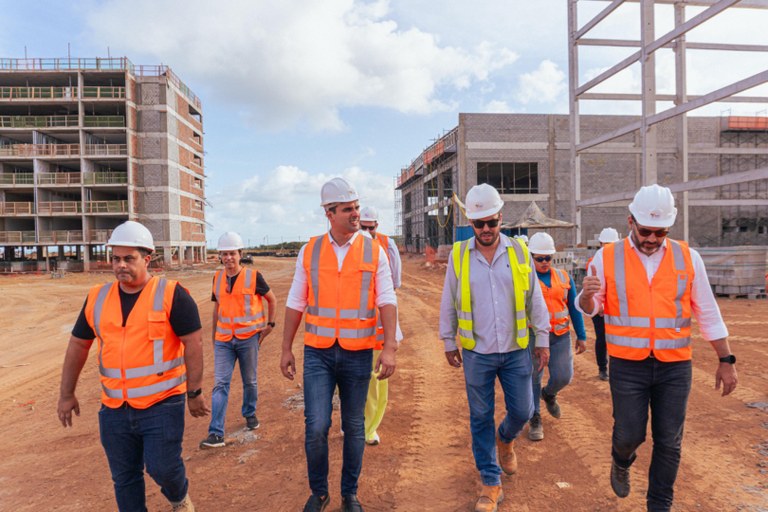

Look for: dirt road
[0,256,766,511]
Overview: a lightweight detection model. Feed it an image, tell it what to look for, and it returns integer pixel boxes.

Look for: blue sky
[1,0,766,246]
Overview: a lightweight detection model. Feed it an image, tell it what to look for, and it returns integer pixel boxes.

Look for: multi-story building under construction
[396,113,768,252]
[0,57,206,271]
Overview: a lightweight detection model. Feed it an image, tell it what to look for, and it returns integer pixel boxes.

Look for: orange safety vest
[303,233,379,350]
[372,233,392,350]
[538,267,571,336]
[85,276,186,409]
[603,238,695,362]
[212,268,266,341]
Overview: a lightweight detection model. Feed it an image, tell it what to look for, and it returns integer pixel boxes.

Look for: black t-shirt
[211,269,270,302]
[71,282,202,340]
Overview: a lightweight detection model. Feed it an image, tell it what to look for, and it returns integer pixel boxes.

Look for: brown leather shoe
[496,436,518,475]
[474,485,504,512]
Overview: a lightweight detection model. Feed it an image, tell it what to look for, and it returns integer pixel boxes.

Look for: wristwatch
[267,322,276,328]
[718,354,736,364]
[186,388,202,399]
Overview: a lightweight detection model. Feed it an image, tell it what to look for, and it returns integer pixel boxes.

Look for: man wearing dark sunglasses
[579,184,737,512]
[525,232,586,443]
[440,183,550,512]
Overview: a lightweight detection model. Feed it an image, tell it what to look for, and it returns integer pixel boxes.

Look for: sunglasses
[472,218,501,229]
[634,225,669,238]
[533,256,552,263]
[360,225,376,231]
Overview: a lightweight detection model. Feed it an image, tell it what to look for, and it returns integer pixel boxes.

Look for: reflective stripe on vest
[213,268,266,341]
[303,234,379,349]
[604,238,694,361]
[452,236,531,350]
[92,277,187,404]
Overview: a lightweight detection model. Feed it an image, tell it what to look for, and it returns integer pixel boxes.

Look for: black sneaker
[528,413,544,441]
[199,433,225,449]
[541,391,561,419]
[341,494,364,512]
[610,460,631,498]
[599,369,609,381]
[302,494,330,512]
[246,416,260,430]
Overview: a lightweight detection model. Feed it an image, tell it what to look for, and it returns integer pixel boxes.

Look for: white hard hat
[218,231,244,251]
[598,227,620,243]
[528,232,556,255]
[360,206,378,222]
[107,221,155,252]
[628,184,677,228]
[465,183,504,220]
[518,234,529,243]
[320,177,359,207]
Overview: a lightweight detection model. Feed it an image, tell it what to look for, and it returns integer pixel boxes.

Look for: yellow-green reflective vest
[452,236,532,350]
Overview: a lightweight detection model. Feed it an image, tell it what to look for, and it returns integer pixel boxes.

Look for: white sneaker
[366,432,380,445]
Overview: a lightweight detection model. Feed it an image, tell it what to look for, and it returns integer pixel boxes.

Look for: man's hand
[574,339,587,355]
[715,363,737,396]
[375,346,397,380]
[534,347,550,372]
[57,395,80,427]
[187,395,210,418]
[281,349,296,380]
[259,325,273,345]
[581,266,601,301]
[445,349,463,368]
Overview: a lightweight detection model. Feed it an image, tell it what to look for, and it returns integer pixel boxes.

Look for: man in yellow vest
[359,205,403,446]
[440,184,550,512]
[200,231,277,449]
[57,221,209,512]
[526,232,587,442]
[281,177,398,512]
[579,184,738,511]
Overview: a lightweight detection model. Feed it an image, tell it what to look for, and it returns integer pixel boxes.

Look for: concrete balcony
[85,200,128,214]
[0,115,79,128]
[0,174,34,186]
[0,144,80,158]
[37,201,82,215]
[82,171,127,185]
[81,86,125,100]
[0,86,78,101]
[83,116,125,128]
[37,173,82,186]
[83,144,127,157]
[0,202,34,215]
[38,230,85,244]
[0,230,36,243]
[88,229,114,243]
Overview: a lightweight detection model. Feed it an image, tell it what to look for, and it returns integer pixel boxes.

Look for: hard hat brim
[466,204,503,220]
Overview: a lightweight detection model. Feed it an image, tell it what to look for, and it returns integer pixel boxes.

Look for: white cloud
[85,0,517,131]
[481,100,512,113]
[516,60,566,105]
[206,165,397,246]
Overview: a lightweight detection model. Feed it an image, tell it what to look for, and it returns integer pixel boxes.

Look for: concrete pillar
[84,244,91,272]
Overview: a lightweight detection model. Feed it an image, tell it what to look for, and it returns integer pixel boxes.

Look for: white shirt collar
[326,230,359,248]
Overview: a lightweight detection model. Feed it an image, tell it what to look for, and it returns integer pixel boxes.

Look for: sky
[1,0,766,247]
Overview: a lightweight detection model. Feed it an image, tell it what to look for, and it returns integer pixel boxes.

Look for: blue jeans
[303,342,373,497]
[592,315,607,372]
[529,330,573,414]
[609,356,692,512]
[462,348,533,486]
[99,394,188,512]
[208,333,260,436]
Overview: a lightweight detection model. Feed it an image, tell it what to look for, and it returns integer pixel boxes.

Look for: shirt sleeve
[567,275,587,340]
[527,273,551,348]
[169,283,203,337]
[71,298,96,340]
[286,245,309,312]
[374,246,397,307]
[438,248,459,351]
[689,249,729,341]
[255,272,271,295]
[211,274,216,302]
[387,239,402,289]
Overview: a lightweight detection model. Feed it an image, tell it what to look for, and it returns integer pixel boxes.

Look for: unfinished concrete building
[396,113,768,252]
[0,57,206,271]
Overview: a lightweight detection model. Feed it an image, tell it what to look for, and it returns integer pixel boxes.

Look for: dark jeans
[610,356,692,512]
[99,394,188,512]
[303,342,373,497]
[592,315,607,372]
[208,333,260,436]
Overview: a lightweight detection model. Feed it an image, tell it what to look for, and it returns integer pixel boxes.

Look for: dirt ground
[0,255,766,512]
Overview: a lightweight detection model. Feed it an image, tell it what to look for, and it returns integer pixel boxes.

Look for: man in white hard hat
[281,177,398,512]
[200,231,277,449]
[525,232,587,442]
[587,227,620,382]
[57,220,209,512]
[440,183,550,512]
[579,184,737,511]
[359,205,403,446]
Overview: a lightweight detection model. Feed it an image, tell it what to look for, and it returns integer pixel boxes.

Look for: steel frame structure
[568,0,768,244]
